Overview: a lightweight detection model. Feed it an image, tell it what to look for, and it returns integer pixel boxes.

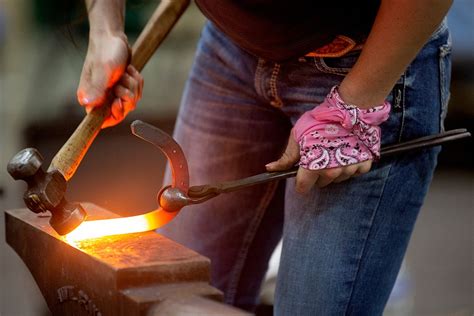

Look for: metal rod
[187,129,471,198]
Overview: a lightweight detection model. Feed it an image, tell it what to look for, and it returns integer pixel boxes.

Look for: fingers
[124,65,144,98]
[113,66,143,107]
[295,168,319,194]
[315,168,343,188]
[114,85,134,103]
[114,65,143,113]
[355,160,372,176]
[295,160,373,194]
[332,164,358,183]
[265,131,374,193]
[102,99,124,129]
[266,133,300,171]
[101,66,144,128]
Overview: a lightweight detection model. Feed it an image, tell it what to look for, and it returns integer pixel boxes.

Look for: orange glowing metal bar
[65,209,176,243]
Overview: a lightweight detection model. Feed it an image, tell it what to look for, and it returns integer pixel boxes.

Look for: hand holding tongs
[187,128,470,199]
[131,121,470,213]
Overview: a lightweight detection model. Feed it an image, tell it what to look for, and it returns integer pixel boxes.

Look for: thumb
[77,64,110,107]
[266,133,300,171]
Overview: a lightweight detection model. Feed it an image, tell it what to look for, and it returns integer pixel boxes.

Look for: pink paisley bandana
[293,86,391,170]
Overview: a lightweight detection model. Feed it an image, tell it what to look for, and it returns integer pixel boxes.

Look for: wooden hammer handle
[49,0,190,181]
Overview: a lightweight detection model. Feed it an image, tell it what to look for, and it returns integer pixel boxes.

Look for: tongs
[131,121,470,214]
[186,128,470,201]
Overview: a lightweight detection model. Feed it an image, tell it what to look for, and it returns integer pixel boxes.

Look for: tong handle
[188,129,470,199]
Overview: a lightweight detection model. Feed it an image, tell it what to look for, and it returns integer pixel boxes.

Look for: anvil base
[5,203,249,315]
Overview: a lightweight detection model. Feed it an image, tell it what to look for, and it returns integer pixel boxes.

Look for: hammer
[7,0,190,235]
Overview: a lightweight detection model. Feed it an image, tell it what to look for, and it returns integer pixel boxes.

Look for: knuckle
[114,85,122,95]
[280,152,293,164]
[122,73,131,84]
[324,168,341,179]
[295,181,308,194]
[346,165,358,175]
[359,162,372,174]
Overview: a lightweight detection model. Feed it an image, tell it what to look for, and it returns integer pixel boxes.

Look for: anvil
[5,204,249,315]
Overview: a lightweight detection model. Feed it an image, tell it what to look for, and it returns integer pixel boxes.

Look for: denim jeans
[160,21,451,315]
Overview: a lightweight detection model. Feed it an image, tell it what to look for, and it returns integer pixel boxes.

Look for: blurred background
[0,1,472,315]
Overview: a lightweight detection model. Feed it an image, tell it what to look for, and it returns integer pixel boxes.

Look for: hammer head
[49,200,87,235]
[8,148,86,235]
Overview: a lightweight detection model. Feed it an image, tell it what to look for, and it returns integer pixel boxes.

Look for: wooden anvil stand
[5,204,249,315]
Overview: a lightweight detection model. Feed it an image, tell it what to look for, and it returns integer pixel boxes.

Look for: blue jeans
[160,21,451,315]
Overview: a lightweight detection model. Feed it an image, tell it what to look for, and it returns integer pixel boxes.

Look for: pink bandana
[293,86,391,170]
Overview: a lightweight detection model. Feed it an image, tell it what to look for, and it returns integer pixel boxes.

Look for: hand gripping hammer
[7,0,190,235]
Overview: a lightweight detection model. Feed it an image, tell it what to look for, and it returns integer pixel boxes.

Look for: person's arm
[77,0,143,128]
[86,0,125,37]
[266,0,453,193]
[339,0,452,108]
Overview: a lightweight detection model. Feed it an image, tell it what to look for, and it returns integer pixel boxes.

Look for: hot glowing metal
[65,209,175,243]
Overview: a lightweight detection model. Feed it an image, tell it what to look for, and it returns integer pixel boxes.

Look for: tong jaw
[157,185,214,212]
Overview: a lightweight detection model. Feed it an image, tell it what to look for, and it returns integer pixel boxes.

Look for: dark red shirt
[195,0,380,61]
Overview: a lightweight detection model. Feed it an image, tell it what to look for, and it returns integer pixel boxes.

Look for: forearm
[339,0,452,109]
[86,0,126,37]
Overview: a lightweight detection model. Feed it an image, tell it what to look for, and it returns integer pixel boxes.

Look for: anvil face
[5,204,248,315]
